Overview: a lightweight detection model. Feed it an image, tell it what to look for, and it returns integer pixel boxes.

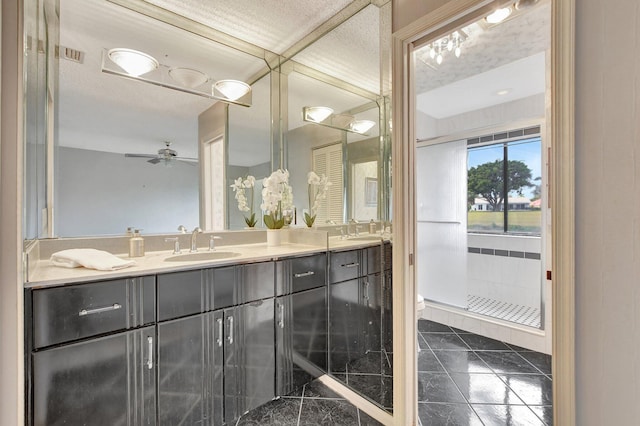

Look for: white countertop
[27,236,390,289]
[27,242,324,288]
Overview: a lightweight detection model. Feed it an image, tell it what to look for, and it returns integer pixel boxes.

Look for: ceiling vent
[58,46,85,64]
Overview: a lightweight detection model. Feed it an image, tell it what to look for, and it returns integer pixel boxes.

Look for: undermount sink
[164,251,241,262]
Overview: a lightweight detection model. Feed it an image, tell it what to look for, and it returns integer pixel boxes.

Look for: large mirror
[24,0,392,238]
[51,0,268,236]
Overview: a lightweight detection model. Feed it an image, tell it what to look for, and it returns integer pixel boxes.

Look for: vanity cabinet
[275,253,328,395]
[328,245,385,374]
[29,276,156,426]
[155,262,275,425]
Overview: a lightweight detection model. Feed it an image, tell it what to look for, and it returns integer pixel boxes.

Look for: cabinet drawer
[32,276,155,349]
[276,253,327,295]
[367,245,383,275]
[158,269,203,321]
[238,262,275,304]
[329,250,361,283]
[384,242,392,271]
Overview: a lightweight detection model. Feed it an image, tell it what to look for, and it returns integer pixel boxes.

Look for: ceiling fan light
[108,48,158,77]
[168,67,209,88]
[304,106,334,123]
[213,80,251,101]
[349,119,376,134]
[485,7,512,24]
[455,46,462,58]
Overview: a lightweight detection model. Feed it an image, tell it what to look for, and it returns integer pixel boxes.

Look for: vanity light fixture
[302,106,375,135]
[108,48,158,77]
[212,80,251,101]
[303,106,334,123]
[168,67,209,89]
[349,119,376,134]
[102,48,252,107]
[485,7,512,24]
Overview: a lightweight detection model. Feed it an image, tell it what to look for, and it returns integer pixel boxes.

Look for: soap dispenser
[369,219,376,234]
[129,229,145,257]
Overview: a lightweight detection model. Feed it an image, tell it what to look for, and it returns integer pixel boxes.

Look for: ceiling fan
[125,141,198,165]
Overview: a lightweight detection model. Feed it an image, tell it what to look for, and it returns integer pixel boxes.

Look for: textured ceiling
[415,0,551,117]
[293,4,382,95]
[143,0,353,54]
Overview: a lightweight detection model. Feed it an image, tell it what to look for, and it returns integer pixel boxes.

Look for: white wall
[467,234,541,309]
[56,147,199,236]
[574,1,640,424]
[416,93,544,140]
[396,0,640,423]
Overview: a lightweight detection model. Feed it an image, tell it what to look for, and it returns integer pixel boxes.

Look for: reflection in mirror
[283,2,394,413]
[53,0,265,236]
[226,73,272,230]
[286,71,379,225]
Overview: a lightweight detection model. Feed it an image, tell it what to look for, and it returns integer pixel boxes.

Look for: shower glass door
[416,140,468,309]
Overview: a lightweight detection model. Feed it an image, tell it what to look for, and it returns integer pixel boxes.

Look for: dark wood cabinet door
[32,326,156,426]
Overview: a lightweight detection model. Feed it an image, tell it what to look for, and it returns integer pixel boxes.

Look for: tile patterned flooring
[236,319,552,425]
[236,379,383,426]
[417,319,552,426]
[467,295,542,328]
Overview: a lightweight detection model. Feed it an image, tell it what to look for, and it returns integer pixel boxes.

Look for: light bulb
[455,46,461,58]
[486,7,512,24]
[429,47,435,59]
[447,39,453,51]
[436,54,443,65]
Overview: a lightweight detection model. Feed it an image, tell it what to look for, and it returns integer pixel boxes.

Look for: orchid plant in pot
[230,175,257,228]
[304,171,332,227]
[261,169,293,245]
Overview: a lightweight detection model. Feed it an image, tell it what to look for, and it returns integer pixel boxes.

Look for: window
[467,136,541,235]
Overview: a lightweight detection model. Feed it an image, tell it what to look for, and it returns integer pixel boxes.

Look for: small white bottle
[369,219,376,234]
[129,229,145,257]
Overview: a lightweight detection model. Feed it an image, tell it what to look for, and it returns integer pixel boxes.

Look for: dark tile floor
[417,319,553,426]
[237,319,553,425]
[236,379,384,426]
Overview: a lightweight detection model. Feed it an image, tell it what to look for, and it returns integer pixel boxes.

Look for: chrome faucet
[349,219,361,237]
[190,227,202,252]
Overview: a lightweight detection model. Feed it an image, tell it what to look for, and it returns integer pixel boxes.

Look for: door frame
[391,0,575,425]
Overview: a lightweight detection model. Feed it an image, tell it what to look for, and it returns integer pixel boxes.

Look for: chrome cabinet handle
[278,303,284,329]
[216,318,223,347]
[147,336,153,370]
[227,316,234,344]
[78,303,122,317]
[294,271,315,278]
[364,281,370,301]
[341,262,359,268]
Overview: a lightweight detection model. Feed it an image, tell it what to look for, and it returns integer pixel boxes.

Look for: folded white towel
[50,249,136,271]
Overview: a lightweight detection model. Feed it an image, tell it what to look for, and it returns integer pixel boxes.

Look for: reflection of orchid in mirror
[230,175,257,228]
[304,171,332,227]
[261,169,293,229]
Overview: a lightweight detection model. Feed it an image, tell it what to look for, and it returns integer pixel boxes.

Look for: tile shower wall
[467,234,541,309]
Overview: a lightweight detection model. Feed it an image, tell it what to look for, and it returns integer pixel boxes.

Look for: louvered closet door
[312,143,344,224]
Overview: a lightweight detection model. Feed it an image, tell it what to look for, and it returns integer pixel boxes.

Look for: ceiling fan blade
[125,153,157,159]
[147,158,162,164]
[174,156,198,163]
